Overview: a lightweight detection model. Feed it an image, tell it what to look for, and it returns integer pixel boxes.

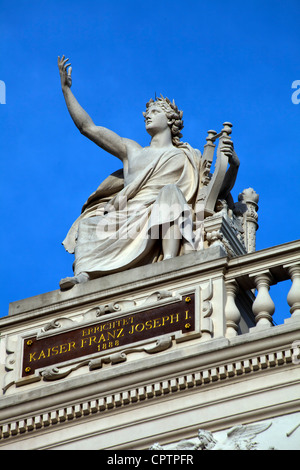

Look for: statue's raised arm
[58,55,132,161]
[58,61,247,292]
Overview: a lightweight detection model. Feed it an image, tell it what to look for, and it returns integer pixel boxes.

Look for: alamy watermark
[0,80,6,104]
[79,197,205,250]
[291,80,300,104]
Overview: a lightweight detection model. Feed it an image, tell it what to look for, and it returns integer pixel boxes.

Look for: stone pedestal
[0,244,300,450]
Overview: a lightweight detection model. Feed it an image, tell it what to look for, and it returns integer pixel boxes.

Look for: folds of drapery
[62,145,202,277]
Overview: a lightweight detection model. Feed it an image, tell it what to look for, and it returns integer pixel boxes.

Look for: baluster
[284,263,300,319]
[225,280,240,337]
[250,271,275,328]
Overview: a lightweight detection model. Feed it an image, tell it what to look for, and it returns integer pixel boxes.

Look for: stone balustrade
[224,240,300,336]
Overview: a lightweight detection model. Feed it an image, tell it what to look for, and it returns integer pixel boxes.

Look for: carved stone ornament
[3,289,203,390]
[150,422,273,450]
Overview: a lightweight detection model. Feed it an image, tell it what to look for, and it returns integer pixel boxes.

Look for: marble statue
[149,423,273,450]
[57,55,240,290]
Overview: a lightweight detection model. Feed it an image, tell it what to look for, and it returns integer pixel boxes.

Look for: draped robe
[62,144,201,278]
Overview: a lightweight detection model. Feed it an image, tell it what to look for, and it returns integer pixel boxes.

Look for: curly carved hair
[143,95,184,147]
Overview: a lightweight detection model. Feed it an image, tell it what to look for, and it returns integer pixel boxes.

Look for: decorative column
[250,271,275,328]
[284,263,300,319]
[236,188,259,253]
[225,280,240,338]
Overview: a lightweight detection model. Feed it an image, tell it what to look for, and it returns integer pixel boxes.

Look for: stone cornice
[1,319,300,443]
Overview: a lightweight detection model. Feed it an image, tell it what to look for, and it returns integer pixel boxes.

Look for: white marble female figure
[57,56,236,290]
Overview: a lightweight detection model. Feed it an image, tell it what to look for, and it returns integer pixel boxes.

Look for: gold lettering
[29,353,36,362]
[185,310,191,320]
[82,325,104,336]
[170,313,179,323]
[98,334,106,343]
[117,328,124,338]
[29,342,77,363]
[107,330,116,340]
[88,336,97,346]
[25,306,191,369]
[38,350,46,360]
[122,316,134,326]
[135,322,145,332]
[59,344,68,354]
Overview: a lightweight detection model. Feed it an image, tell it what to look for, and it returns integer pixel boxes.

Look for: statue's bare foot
[59,272,89,291]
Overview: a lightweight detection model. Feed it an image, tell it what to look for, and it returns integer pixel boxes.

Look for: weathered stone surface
[57,56,245,290]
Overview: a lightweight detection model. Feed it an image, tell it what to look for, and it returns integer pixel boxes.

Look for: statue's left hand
[220,139,240,167]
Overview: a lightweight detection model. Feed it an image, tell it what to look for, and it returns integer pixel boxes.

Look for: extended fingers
[57,55,64,68]
[58,54,65,64]
[57,55,71,68]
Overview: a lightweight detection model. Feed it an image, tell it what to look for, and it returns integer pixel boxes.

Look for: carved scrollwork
[97,300,136,316]
[41,366,70,381]
[42,317,75,333]
[83,290,178,321]
[144,290,179,305]
[201,281,214,338]
[3,337,18,393]
[89,351,127,370]
[89,337,173,371]
[40,360,89,381]
[39,336,173,381]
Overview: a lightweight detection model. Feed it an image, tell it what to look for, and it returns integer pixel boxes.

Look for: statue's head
[197,430,217,450]
[143,95,184,146]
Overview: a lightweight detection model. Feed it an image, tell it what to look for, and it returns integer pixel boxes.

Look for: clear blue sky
[1,0,299,324]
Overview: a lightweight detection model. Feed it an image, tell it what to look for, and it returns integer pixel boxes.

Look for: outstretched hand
[58,55,72,89]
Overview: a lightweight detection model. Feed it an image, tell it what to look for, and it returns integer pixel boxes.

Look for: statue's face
[144,104,169,136]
